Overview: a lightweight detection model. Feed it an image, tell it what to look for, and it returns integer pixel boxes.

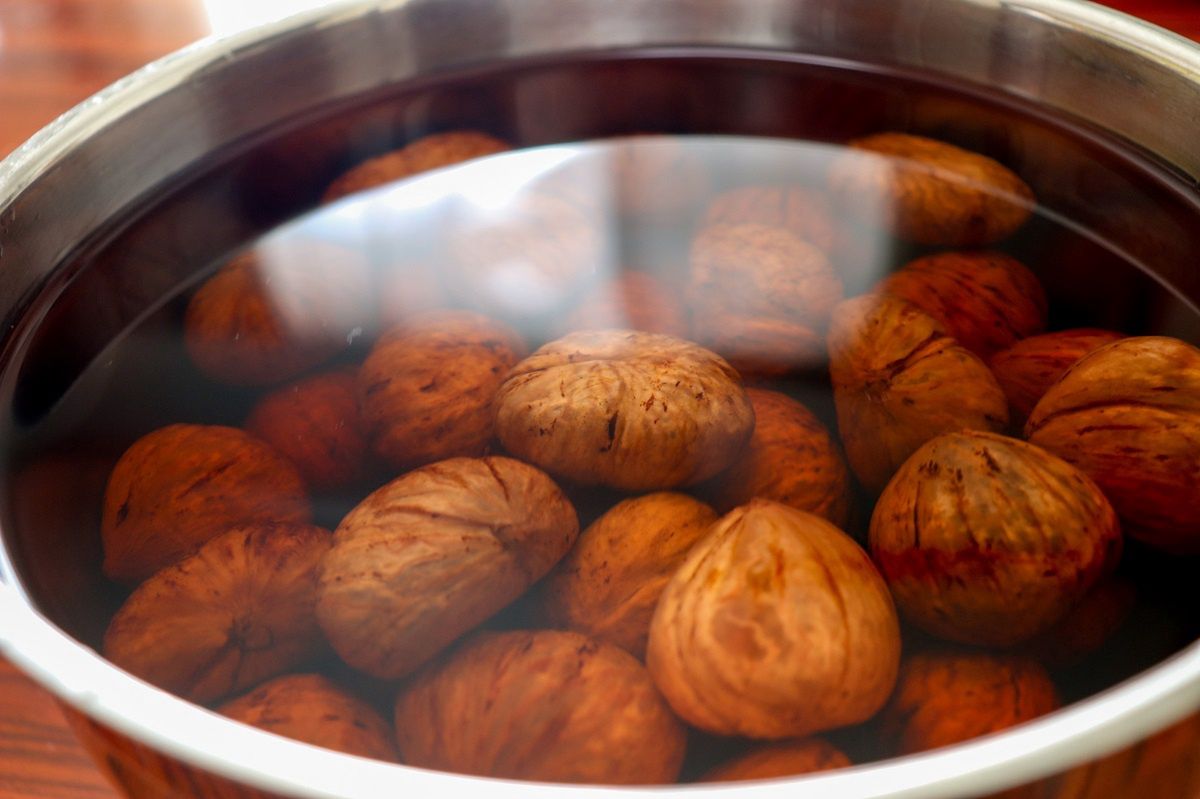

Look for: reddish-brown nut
[562,270,688,339]
[828,295,1009,491]
[316,456,578,679]
[611,134,711,219]
[877,251,1048,361]
[103,523,331,703]
[870,431,1122,647]
[1020,577,1136,669]
[990,329,1126,425]
[219,674,398,762]
[882,652,1059,755]
[101,424,312,585]
[394,629,686,784]
[646,500,901,739]
[245,370,367,490]
[1026,336,1200,554]
[827,132,1035,246]
[184,240,372,386]
[689,223,844,375]
[539,492,718,658]
[702,739,851,783]
[701,185,837,253]
[322,131,510,203]
[358,310,525,471]
[493,330,755,490]
[701,388,851,526]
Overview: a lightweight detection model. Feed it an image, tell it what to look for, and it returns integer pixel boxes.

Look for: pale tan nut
[701,738,851,783]
[539,492,717,658]
[183,240,372,386]
[827,294,1009,492]
[493,330,755,490]
[826,131,1035,247]
[322,131,510,203]
[701,185,837,253]
[701,387,851,526]
[316,456,578,679]
[101,424,312,585]
[245,370,368,491]
[219,673,398,762]
[358,310,525,472]
[103,523,331,704]
[882,652,1059,757]
[1020,577,1136,669]
[394,629,686,784]
[991,329,1126,426]
[611,134,711,219]
[688,223,844,376]
[877,251,1048,361]
[646,500,901,739]
[562,270,688,339]
[1025,336,1200,554]
[869,430,1122,647]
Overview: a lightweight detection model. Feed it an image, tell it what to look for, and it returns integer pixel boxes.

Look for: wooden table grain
[0,1,1198,797]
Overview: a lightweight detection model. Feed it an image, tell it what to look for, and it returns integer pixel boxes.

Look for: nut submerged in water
[990,328,1126,425]
[701,738,851,783]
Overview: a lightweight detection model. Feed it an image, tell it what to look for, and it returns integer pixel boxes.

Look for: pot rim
[2,0,1200,796]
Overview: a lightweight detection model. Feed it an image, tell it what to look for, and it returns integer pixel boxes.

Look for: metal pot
[2,1,1200,796]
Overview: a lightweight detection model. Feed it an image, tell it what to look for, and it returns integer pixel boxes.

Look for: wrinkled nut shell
[323,131,510,203]
[101,424,311,585]
[219,673,398,762]
[394,629,686,784]
[245,370,367,490]
[646,500,901,739]
[990,328,1126,425]
[828,294,1008,491]
[103,523,331,704]
[358,310,525,471]
[870,431,1122,647]
[316,456,578,679]
[882,652,1059,756]
[184,243,371,386]
[539,492,718,658]
[701,185,837,253]
[878,251,1048,361]
[1026,336,1200,554]
[827,132,1034,247]
[494,330,755,490]
[702,738,851,783]
[562,271,688,339]
[702,387,851,525]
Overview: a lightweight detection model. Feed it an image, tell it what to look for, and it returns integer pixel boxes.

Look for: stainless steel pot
[2,1,1200,797]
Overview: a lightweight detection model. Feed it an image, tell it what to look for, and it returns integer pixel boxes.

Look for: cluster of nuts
[94,128,1199,789]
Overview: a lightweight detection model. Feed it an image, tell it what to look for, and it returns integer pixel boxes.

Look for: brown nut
[611,134,711,219]
[646,500,901,739]
[101,424,312,585]
[183,240,372,386]
[394,629,686,784]
[701,738,851,783]
[882,652,1059,755]
[316,456,578,679]
[828,294,1009,492]
[562,270,688,339]
[701,185,837,253]
[1020,577,1136,669]
[827,131,1035,247]
[688,223,844,375]
[493,330,755,490]
[219,673,398,762]
[103,523,331,704]
[990,329,1126,426]
[245,370,368,491]
[1025,336,1200,554]
[322,131,510,203]
[358,310,525,471]
[877,251,1048,361]
[701,387,851,526]
[539,492,718,658]
[870,431,1122,647]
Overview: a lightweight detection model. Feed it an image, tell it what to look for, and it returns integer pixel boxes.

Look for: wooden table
[1,1,1198,796]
